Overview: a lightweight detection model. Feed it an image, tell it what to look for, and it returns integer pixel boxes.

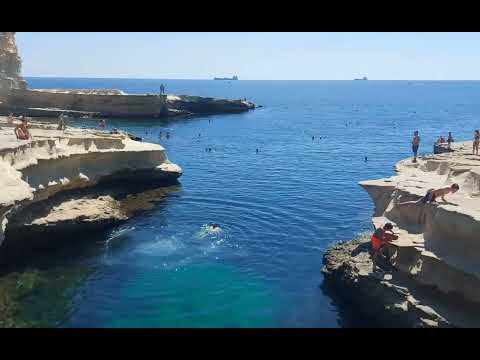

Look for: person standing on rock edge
[160,84,165,95]
[473,130,480,155]
[447,132,454,149]
[412,130,420,163]
[371,223,398,271]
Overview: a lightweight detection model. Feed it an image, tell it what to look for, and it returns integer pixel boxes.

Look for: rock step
[322,239,480,327]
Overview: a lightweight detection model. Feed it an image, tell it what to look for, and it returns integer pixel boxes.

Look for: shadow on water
[319,281,376,328]
[0,183,182,327]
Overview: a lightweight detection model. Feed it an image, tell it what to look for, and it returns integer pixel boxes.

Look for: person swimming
[196,223,223,239]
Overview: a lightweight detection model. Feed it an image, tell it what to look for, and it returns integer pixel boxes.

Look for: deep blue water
[18,78,480,327]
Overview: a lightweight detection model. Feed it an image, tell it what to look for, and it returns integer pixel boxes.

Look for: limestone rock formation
[0,116,182,264]
[166,95,255,116]
[323,141,480,327]
[0,32,27,94]
[322,238,455,328]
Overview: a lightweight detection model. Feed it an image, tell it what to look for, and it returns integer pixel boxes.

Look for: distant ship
[354,76,368,81]
[214,75,238,81]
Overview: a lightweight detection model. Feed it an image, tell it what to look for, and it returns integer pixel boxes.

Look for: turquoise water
[13,79,480,327]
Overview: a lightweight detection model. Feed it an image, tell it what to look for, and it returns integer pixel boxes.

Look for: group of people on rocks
[435,132,454,147]
[371,130,468,272]
[411,129,480,161]
[8,112,113,141]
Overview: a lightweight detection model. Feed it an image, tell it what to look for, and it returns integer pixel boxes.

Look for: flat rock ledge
[322,238,480,328]
[0,116,182,266]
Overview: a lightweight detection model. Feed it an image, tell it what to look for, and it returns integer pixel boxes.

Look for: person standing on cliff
[473,130,480,155]
[447,132,454,149]
[412,130,420,163]
[160,84,165,95]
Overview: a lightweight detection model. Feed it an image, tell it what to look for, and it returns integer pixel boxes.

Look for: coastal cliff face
[0,116,182,265]
[323,142,480,327]
[0,32,27,94]
[8,89,168,118]
[0,33,256,118]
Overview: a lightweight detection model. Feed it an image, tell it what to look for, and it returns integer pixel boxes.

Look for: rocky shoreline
[1,32,257,119]
[322,143,480,328]
[0,116,182,267]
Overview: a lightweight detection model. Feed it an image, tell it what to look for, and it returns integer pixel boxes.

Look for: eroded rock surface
[0,32,27,94]
[0,116,182,264]
[323,141,480,327]
[321,237,480,328]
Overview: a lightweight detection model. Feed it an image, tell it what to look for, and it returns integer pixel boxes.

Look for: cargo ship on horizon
[214,75,238,81]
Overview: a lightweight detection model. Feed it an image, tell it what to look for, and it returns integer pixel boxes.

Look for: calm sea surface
[13,78,480,327]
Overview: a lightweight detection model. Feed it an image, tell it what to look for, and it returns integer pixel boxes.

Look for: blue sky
[15,32,480,80]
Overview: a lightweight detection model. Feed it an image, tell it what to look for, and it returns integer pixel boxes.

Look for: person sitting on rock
[14,116,31,140]
[398,183,460,205]
[371,223,398,270]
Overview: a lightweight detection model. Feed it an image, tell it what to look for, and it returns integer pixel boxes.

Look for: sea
[7,78,480,327]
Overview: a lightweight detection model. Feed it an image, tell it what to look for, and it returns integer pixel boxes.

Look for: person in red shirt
[371,223,398,271]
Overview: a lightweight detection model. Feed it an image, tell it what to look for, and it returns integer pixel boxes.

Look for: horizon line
[22,76,480,81]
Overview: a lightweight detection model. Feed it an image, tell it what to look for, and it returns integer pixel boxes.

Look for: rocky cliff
[0,33,256,118]
[0,32,27,95]
[0,116,182,265]
[323,141,480,327]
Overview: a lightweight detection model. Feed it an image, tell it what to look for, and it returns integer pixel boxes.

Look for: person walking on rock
[412,130,420,163]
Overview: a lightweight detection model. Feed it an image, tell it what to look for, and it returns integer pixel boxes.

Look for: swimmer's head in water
[451,183,460,192]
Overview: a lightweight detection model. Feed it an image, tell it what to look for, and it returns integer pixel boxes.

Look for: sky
[15,32,480,80]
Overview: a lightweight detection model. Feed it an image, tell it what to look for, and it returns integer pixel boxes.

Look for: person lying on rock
[371,222,398,271]
[398,184,460,205]
[14,116,31,140]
